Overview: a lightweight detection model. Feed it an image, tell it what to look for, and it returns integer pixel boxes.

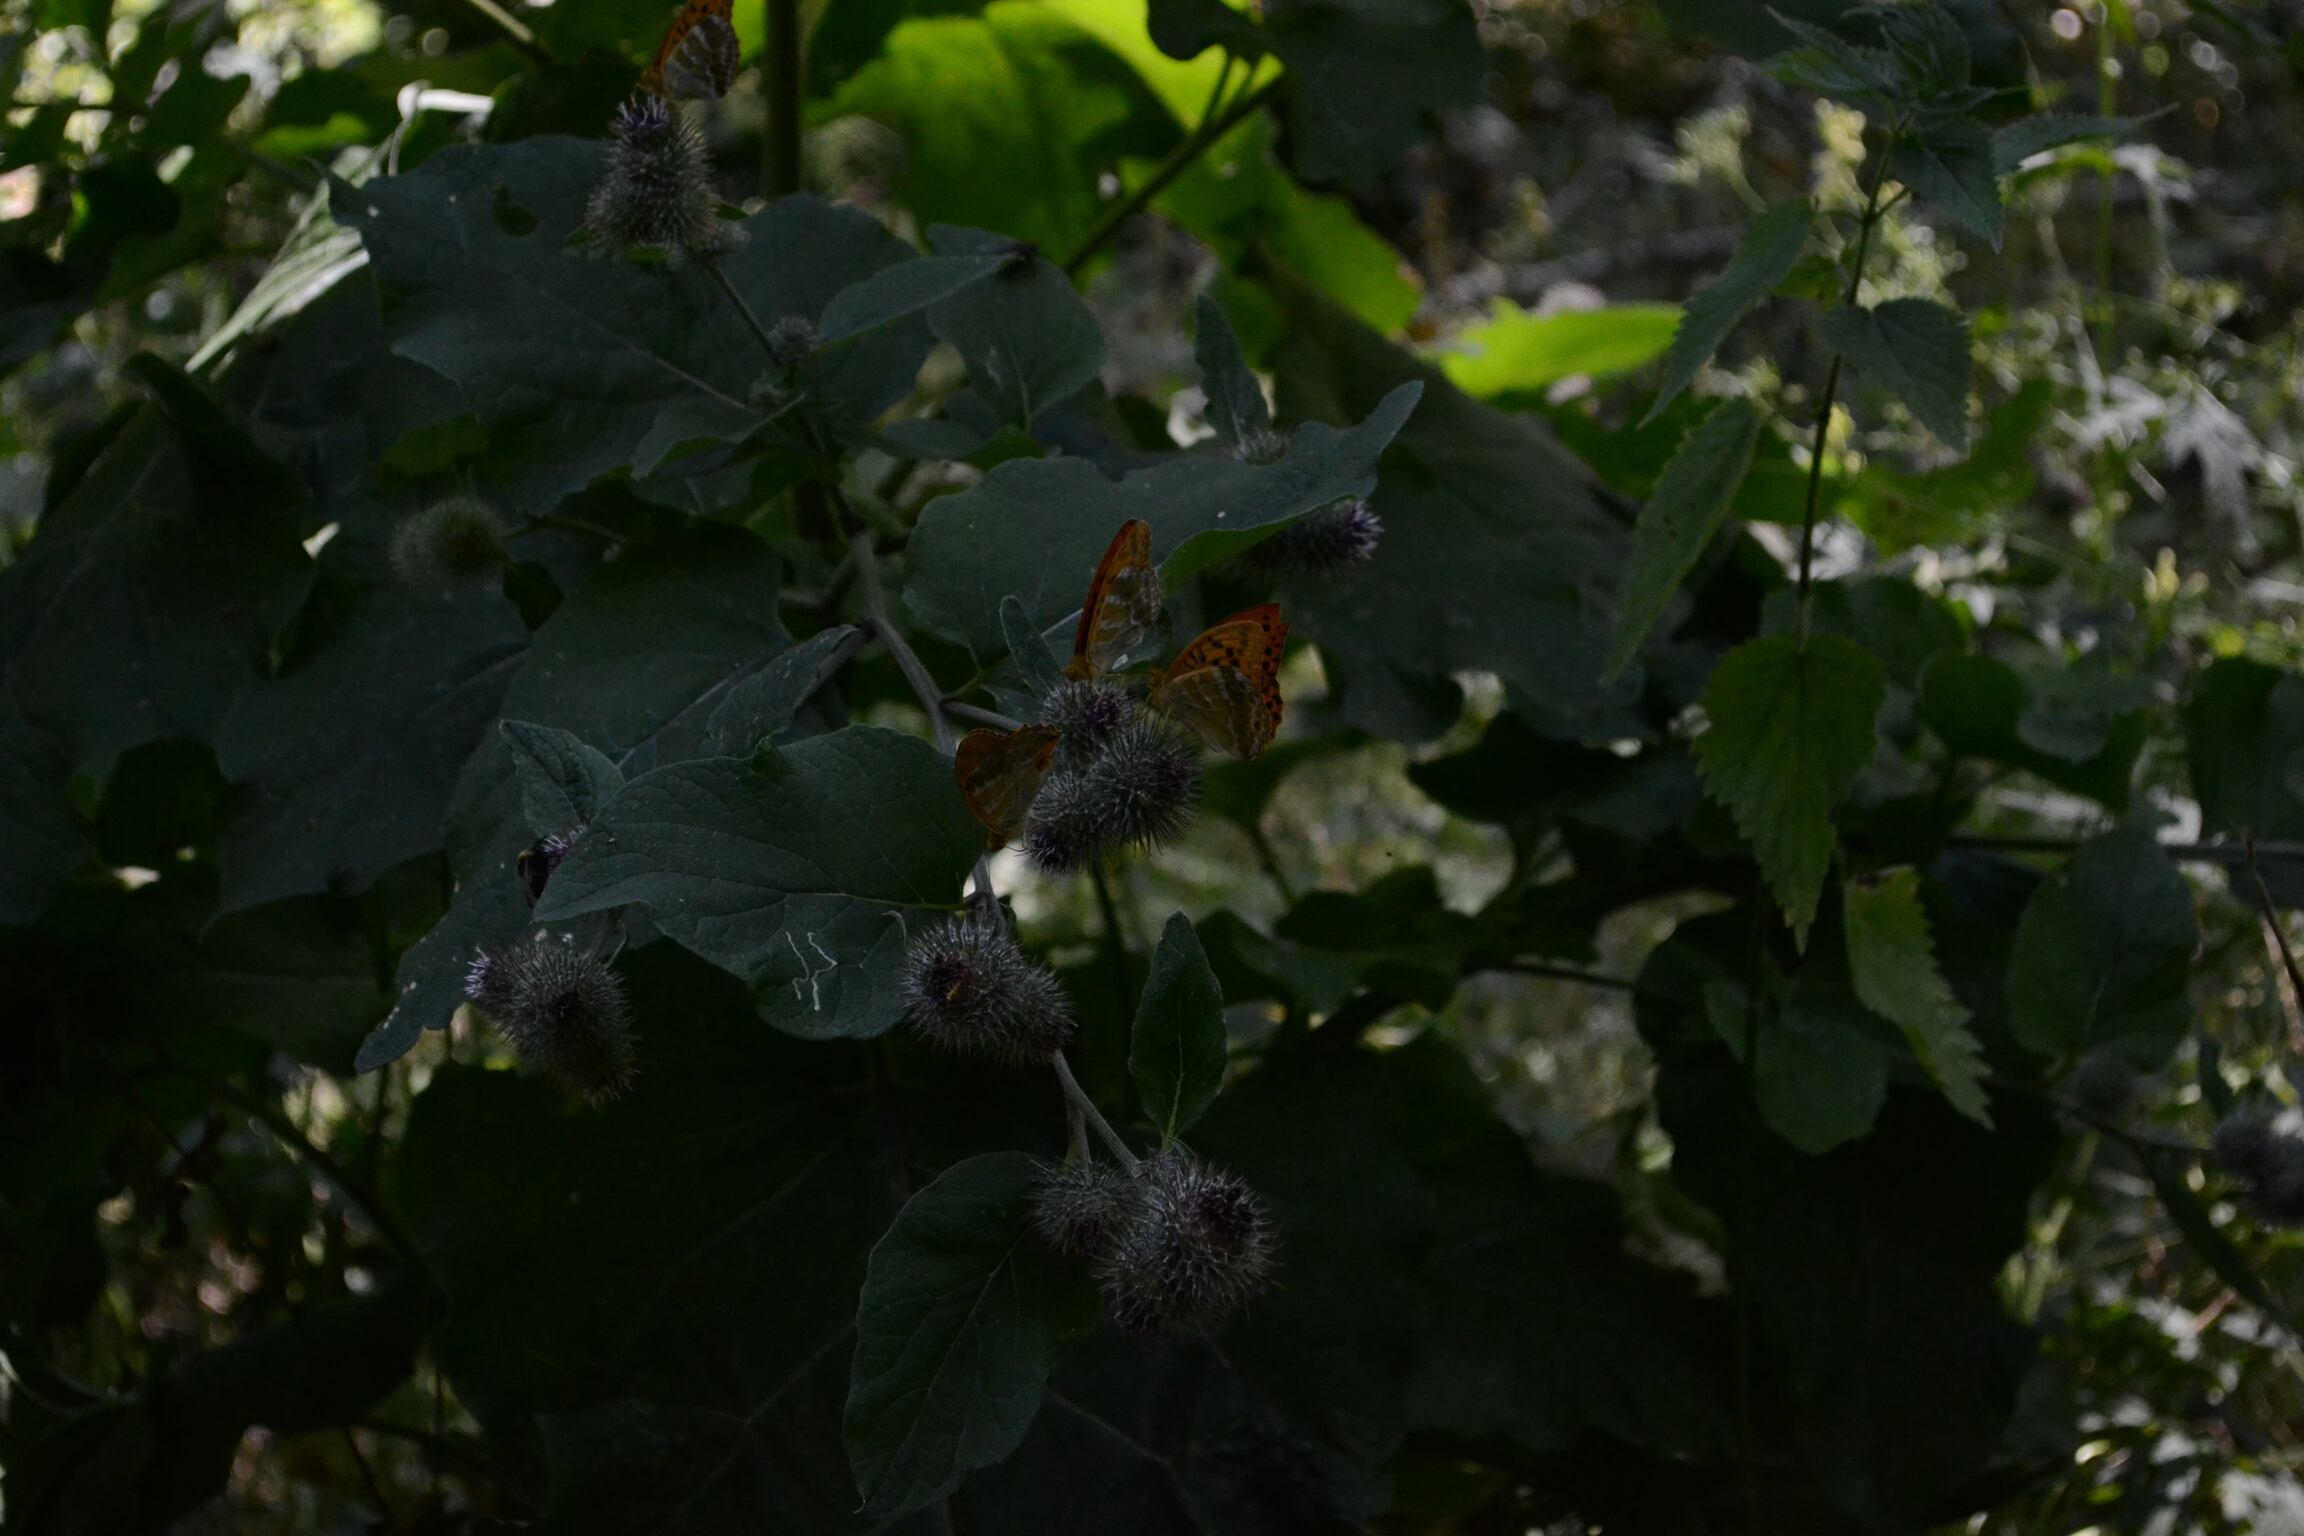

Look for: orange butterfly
[1065,519,1163,681]
[1149,604,1288,760]
[955,724,1063,848]
[642,0,739,102]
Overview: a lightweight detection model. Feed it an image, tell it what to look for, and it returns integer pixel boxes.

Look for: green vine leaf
[1130,912,1229,1139]
[1605,396,1765,684]
[1818,297,1974,451]
[1843,869,1991,1127]
[844,1151,1097,1516]
[1646,197,1813,422]
[1692,634,1885,948]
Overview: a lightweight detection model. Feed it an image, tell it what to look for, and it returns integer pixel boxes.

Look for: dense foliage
[8,0,2304,1529]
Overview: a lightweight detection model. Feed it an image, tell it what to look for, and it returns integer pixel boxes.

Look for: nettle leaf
[1605,397,1765,685]
[1892,116,2003,248]
[1704,974,1888,1156]
[1818,298,1973,451]
[1693,635,1885,948]
[1130,912,1229,1139]
[1195,291,1271,448]
[1647,197,1813,422]
[2006,828,2199,1067]
[360,527,798,1072]
[906,381,1419,664]
[1994,112,2133,174]
[924,227,1107,430]
[1843,870,1991,1127]
[844,1151,1096,1516]
[535,727,984,1039]
[345,139,936,502]
[500,720,623,838]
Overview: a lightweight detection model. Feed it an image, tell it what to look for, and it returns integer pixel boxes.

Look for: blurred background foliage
[11,0,2304,1530]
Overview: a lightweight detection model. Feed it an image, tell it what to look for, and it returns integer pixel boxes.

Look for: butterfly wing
[1065,519,1161,681]
[643,0,737,100]
[1150,604,1288,759]
[955,725,1063,848]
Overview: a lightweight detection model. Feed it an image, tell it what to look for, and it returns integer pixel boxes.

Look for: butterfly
[1066,519,1163,681]
[955,724,1064,848]
[1149,604,1288,760]
[642,0,739,102]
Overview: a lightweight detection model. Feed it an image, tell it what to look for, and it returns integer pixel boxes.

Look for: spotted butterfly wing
[1066,519,1162,681]
[1150,604,1288,760]
[643,0,738,101]
[955,724,1063,848]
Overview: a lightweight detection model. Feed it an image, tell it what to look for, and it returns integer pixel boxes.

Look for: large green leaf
[1818,298,1973,451]
[844,1152,1096,1516]
[1646,197,1813,421]
[1704,974,1889,1156]
[534,727,985,1039]
[1604,397,1765,685]
[1692,634,1885,948]
[926,227,1106,430]
[0,698,88,926]
[1433,302,1680,401]
[1193,291,1271,448]
[2186,656,2304,846]
[904,381,1419,665]
[1259,0,1484,186]
[1129,912,1228,1139]
[1919,651,2143,810]
[1843,869,1991,1127]
[2005,828,2198,1067]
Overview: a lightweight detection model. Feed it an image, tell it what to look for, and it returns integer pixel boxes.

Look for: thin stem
[1063,77,1282,274]
[850,529,955,756]
[1794,122,1901,645]
[1246,823,1297,905]
[700,256,782,361]
[1492,959,1641,993]
[1053,1052,1139,1169]
[341,1427,396,1525]
[765,0,803,197]
[453,0,548,62]
[1948,834,2304,868]
[2245,832,2304,1050]
[947,701,1025,732]
[1088,863,1134,1022]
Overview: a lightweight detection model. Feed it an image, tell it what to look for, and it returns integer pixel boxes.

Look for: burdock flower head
[1244,497,1384,579]
[1027,1158,1137,1260]
[585,96,731,262]
[1095,1148,1276,1336]
[1022,717,1202,875]
[390,495,510,591]
[464,932,637,1105]
[1039,680,1135,772]
[900,913,1076,1066]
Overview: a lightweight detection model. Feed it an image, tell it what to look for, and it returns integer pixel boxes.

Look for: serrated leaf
[924,228,1105,429]
[906,382,1419,664]
[1891,116,2004,247]
[2005,828,2199,1067]
[1194,291,1270,447]
[500,721,623,839]
[1693,634,1885,947]
[1818,298,1973,451]
[843,1151,1090,1516]
[1604,398,1764,684]
[1993,112,2134,173]
[1880,0,1970,94]
[534,726,984,1040]
[1843,869,1991,1127]
[1130,912,1228,1139]
[1647,198,1813,421]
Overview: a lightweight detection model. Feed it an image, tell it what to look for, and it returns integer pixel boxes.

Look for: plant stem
[1948,834,2304,867]
[2245,832,2304,1050]
[849,529,955,755]
[1794,123,1901,645]
[1492,958,1641,993]
[1053,1052,1138,1169]
[453,0,548,63]
[947,701,1024,732]
[1089,862,1134,1021]
[1063,77,1282,274]
[765,0,803,197]
[700,256,782,359]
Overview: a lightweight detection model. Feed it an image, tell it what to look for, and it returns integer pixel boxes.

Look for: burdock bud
[391,496,509,591]
[1244,497,1384,579]
[900,914,1076,1066]
[585,96,730,262]
[765,314,819,369]
[1097,1149,1275,1336]
[1029,1159,1136,1260]
[1233,426,1289,466]
[463,934,637,1104]
[1022,719,1201,874]
[1039,680,1135,770]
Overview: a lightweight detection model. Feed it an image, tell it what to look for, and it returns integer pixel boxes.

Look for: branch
[849,528,955,756]
[1052,1052,1139,1169]
[1063,76,1282,274]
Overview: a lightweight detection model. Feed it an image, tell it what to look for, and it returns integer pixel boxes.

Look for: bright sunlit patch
[303,520,340,556]
[114,865,160,889]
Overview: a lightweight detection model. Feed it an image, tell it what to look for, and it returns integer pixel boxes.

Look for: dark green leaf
[501,720,624,838]
[1267,0,1485,186]
[1891,116,2003,247]
[1646,197,1813,421]
[1994,112,2134,174]
[1693,634,1885,947]
[2185,657,2304,846]
[2005,828,2198,1066]
[1194,291,1270,447]
[1704,975,1889,1155]
[0,699,88,926]
[1000,596,1067,703]
[1818,297,1974,450]
[1919,651,2142,810]
[844,1151,1091,1516]
[1130,912,1228,1139]
[705,624,862,757]
[817,252,1011,345]
[1605,397,1764,684]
